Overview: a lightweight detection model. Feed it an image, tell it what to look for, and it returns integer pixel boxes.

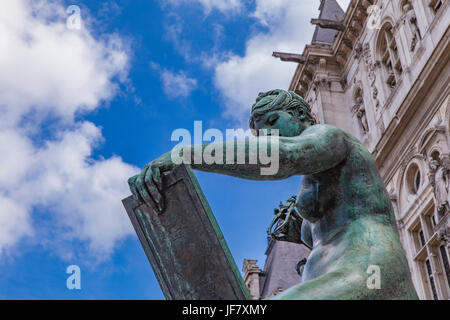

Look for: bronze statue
[128,89,418,299]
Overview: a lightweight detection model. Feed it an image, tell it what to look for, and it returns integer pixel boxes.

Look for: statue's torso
[295,134,415,293]
[296,133,395,240]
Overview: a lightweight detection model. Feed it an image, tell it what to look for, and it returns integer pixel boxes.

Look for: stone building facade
[245,0,449,300]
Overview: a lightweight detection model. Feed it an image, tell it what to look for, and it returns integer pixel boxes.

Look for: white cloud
[0,0,138,260]
[0,0,129,127]
[151,62,198,99]
[0,195,32,256]
[160,0,350,123]
[165,0,243,14]
[162,13,232,70]
[0,123,137,258]
[161,70,198,98]
[210,0,351,123]
[213,0,319,123]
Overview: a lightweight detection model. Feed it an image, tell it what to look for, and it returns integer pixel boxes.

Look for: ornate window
[425,259,439,300]
[440,245,450,289]
[419,230,426,247]
[410,209,450,299]
[411,220,426,254]
[378,23,403,89]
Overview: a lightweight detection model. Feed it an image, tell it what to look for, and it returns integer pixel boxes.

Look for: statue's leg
[269,266,418,300]
[269,268,365,300]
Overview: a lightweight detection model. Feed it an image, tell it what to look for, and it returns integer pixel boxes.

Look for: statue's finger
[151,165,162,192]
[145,166,164,212]
[152,167,164,211]
[135,170,153,207]
[128,175,143,203]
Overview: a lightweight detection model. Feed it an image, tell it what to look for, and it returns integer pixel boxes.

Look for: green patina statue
[128,89,418,300]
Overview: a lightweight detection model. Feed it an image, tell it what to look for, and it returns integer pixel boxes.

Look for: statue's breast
[296,177,319,222]
[296,174,338,222]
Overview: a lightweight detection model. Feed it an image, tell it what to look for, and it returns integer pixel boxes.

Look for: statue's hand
[128,152,174,212]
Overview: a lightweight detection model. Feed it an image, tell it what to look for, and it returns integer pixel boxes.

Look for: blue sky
[0,0,349,299]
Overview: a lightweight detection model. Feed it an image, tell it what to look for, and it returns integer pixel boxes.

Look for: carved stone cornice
[314,77,332,90]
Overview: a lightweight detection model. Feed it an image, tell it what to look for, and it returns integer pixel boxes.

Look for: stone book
[122,164,251,300]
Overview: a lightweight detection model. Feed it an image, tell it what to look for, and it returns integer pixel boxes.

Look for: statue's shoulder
[303,124,345,136]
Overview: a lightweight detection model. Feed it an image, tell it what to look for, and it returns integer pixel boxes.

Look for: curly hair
[249,89,316,129]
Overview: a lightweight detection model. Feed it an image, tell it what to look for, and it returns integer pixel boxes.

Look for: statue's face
[252,110,305,137]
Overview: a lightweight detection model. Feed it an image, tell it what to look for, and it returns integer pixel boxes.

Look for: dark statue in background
[128,89,418,300]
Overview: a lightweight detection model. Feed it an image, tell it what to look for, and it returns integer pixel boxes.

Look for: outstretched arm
[186,124,349,179]
[128,125,348,211]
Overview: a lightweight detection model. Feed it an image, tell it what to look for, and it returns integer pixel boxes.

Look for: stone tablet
[122,164,251,300]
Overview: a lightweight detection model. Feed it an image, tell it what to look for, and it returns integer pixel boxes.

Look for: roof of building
[311,0,345,44]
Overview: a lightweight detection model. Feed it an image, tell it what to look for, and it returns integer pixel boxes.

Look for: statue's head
[429,157,440,170]
[249,89,316,137]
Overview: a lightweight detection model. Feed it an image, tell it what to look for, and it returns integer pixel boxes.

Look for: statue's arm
[185,124,348,179]
[129,125,348,211]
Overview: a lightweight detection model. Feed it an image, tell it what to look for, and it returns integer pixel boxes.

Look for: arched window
[402,0,422,52]
[378,23,403,89]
